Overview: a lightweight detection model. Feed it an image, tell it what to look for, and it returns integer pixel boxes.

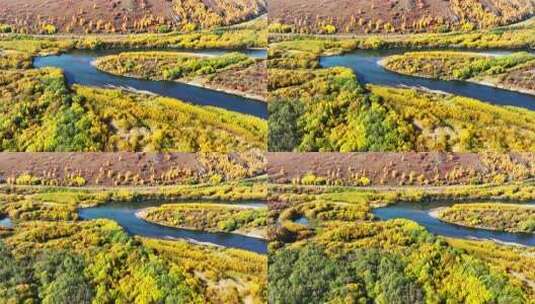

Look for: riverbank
[135,206,268,240]
[92,51,267,102]
[377,51,535,95]
[434,203,535,234]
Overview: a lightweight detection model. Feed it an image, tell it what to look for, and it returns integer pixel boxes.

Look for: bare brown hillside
[268,0,535,34]
[0,0,266,34]
[267,153,535,186]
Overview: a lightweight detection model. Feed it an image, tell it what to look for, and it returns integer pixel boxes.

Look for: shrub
[0,24,12,33]
[15,174,41,185]
[158,25,171,33]
[41,24,58,35]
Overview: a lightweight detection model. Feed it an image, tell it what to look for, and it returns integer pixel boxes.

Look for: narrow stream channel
[33,49,268,118]
[78,200,268,254]
[0,217,13,229]
[320,49,535,110]
[373,200,535,246]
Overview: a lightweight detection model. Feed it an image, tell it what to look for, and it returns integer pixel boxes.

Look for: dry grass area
[267,152,535,186]
[0,151,266,187]
[0,0,266,34]
[204,60,267,100]
[269,0,535,34]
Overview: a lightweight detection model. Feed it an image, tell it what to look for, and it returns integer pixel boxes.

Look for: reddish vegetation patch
[0,0,170,33]
[0,152,265,187]
[269,0,535,34]
[500,62,535,94]
[267,153,535,186]
[0,0,266,34]
[205,60,267,100]
[270,0,448,32]
[0,153,198,186]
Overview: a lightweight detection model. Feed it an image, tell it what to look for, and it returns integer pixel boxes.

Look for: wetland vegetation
[95,51,267,100]
[0,152,268,303]
[0,23,268,152]
[437,203,535,233]
[383,51,535,95]
[267,16,535,152]
[267,153,535,303]
[140,203,268,238]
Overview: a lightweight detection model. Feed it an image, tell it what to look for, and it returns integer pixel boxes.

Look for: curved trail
[33,48,268,118]
[373,200,535,246]
[320,49,535,110]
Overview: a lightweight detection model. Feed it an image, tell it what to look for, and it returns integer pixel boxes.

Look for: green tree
[268,99,304,151]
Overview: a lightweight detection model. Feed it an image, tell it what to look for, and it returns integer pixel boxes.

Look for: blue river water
[34,48,268,118]
[78,200,268,254]
[321,49,535,110]
[373,200,535,246]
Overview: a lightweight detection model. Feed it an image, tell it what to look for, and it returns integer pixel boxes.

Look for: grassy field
[95,51,267,100]
[140,203,268,238]
[0,177,267,303]
[268,176,535,303]
[437,203,535,233]
[269,16,535,54]
[269,0,535,35]
[383,51,535,95]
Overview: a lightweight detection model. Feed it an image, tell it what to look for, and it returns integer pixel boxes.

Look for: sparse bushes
[41,24,58,35]
[0,24,12,33]
[15,174,41,185]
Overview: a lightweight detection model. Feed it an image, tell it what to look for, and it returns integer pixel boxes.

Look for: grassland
[95,51,267,100]
[269,0,535,34]
[0,0,266,34]
[0,67,266,152]
[140,203,268,238]
[268,57,535,152]
[383,51,535,95]
[437,203,535,233]
[269,16,535,54]
[268,168,535,303]
[0,173,267,303]
[0,27,267,56]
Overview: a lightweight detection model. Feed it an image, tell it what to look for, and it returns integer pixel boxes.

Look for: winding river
[33,48,268,118]
[373,200,535,246]
[320,49,535,110]
[78,200,268,254]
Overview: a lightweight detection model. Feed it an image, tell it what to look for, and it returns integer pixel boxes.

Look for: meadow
[383,51,535,95]
[437,203,535,233]
[0,175,268,303]
[95,51,267,100]
[268,173,535,303]
[141,203,268,238]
